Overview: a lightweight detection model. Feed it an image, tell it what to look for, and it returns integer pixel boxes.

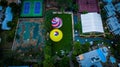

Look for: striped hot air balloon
[51,17,62,28]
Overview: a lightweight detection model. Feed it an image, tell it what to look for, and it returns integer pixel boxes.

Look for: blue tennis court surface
[23,2,30,14]
[34,2,41,14]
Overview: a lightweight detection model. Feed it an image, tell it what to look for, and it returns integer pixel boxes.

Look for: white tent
[81,12,104,33]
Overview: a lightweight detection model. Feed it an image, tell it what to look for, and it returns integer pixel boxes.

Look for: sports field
[20,0,43,17]
[12,22,45,51]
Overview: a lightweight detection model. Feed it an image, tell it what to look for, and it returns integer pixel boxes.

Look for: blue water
[1,6,13,30]
[97,48,106,63]
[74,15,78,24]
[33,23,39,39]
[24,2,30,14]
[17,23,22,35]
[23,22,30,40]
[75,36,112,45]
[32,23,43,46]
[110,56,116,63]
[16,22,45,50]
[34,2,41,14]
[37,35,41,46]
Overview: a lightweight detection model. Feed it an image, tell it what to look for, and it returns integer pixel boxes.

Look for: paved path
[68,51,74,67]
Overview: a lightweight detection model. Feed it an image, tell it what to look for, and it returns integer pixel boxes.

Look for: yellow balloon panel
[50,29,63,42]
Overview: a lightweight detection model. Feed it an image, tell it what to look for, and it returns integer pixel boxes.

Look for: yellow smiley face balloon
[50,29,63,42]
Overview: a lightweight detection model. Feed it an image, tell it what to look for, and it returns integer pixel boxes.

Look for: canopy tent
[81,12,104,33]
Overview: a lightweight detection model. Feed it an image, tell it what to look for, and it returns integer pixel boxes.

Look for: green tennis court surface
[20,0,43,17]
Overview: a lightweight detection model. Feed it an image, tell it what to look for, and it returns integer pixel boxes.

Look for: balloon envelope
[50,29,63,42]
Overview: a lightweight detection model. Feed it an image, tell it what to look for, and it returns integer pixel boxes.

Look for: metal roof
[106,17,120,35]
[81,12,104,33]
[104,3,116,17]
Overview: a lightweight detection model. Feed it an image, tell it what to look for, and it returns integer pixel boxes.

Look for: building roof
[115,3,120,13]
[81,12,104,33]
[106,17,120,35]
[77,0,99,13]
[104,3,116,17]
[76,47,108,67]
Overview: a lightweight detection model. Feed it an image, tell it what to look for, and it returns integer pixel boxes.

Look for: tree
[0,0,8,7]
[82,11,88,14]
[44,10,54,32]
[7,31,15,42]
[72,4,78,13]
[73,42,83,55]
[43,45,54,67]
[16,34,20,39]
[82,42,90,53]
[43,44,55,67]
[43,58,55,67]
[74,21,81,31]
[44,45,52,57]
[9,2,20,15]
[55,56,70,67]
[56,0,73,10]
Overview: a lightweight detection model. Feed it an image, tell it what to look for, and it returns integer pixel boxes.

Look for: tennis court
[34,2,41,14]
[21,0,43,17]
[23,2,30,14]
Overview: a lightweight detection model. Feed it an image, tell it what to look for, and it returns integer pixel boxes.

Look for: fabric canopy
[81,12,104,33]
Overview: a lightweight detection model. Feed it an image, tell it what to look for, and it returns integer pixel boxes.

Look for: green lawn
[51,14,73,54]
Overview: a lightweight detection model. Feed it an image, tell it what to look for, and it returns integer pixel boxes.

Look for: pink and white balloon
[51,17,62,28]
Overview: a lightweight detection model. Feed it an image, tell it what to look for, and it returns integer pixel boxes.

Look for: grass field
[20,0,43,17]
[51,14,73,54]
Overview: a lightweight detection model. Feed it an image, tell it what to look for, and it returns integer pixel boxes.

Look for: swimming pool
[73,15,78,24]
[23,22,30,40]
[16,22,44,46]
[33,23,39,39]
[110,56,116,63]
[97,48,106,63]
